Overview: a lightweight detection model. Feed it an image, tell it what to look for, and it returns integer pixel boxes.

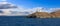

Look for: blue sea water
[0,16,60,26]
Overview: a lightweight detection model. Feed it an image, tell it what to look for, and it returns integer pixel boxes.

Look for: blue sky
[0,0,60,8]
[7,0,60,8]
[0,0,60,15]
[0,0,59,14]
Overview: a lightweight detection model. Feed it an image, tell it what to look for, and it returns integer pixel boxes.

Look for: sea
[0,16,60,26]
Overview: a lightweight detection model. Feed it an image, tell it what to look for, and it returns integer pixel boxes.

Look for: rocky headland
[27,10,60,18]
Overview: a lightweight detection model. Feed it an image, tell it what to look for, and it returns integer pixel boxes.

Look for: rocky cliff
[28,10,60,18]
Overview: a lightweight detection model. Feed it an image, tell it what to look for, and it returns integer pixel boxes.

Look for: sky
[0,0,60,13]
[7,0,60,8]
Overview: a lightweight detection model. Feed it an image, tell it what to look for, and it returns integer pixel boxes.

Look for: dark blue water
[0,16,60,26]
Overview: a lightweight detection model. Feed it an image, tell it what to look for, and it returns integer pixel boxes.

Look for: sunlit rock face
[28,9,60,18]
[51,9,60,17]
[28,12,51,18]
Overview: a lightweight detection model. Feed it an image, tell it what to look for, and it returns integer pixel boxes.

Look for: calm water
[0,16,60,26]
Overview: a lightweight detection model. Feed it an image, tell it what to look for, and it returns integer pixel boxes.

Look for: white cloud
[50,8,60,12]
[8,6,60,15]
[17,7,51,14]
[1,0,60,16]
[28,7,50,13]
[0,0,53,16]
[17,7,49,13]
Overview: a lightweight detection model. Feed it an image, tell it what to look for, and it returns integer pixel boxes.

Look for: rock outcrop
[28,10,60,18]
[50,10,60,18]
[28,12,51,18]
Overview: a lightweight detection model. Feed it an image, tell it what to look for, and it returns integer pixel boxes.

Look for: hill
[28,9,60,18]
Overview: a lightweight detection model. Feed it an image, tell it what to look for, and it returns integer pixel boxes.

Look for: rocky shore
[27,10,60,18]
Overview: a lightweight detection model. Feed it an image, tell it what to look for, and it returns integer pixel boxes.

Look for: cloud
[17,7,51,14]
[27,7,50,13]
[49,8,60,12]
[18,7,48,13]
[21,7,60,13]
[0,0,60,15]
[6,5,60,15]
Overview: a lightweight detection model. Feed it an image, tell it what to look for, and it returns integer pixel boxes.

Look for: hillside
[28,10,60,18]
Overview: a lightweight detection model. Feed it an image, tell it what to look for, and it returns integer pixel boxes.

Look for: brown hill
[50,10,60,17]
[28,12,51,18]
[28,9,60,18]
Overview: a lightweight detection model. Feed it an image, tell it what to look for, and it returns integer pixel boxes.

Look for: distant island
[27,9,60,18]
